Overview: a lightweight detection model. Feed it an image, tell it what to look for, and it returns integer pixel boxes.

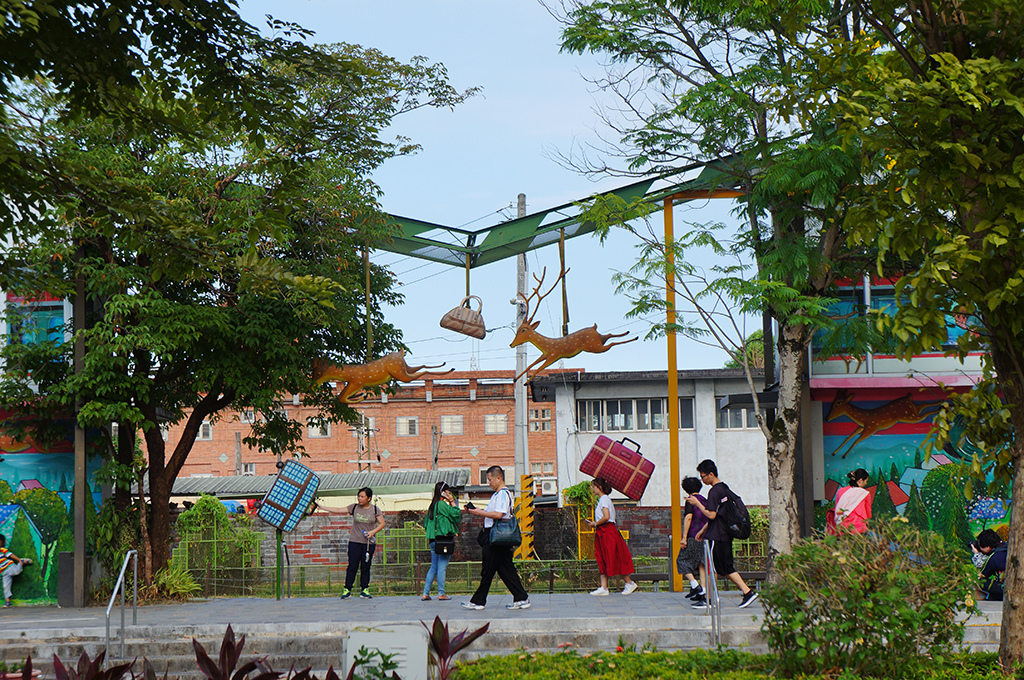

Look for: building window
[636,399,665,430]
[160,423,169,442]
[308,421,331,438]
[396,416,418,436]
[6,298,64,346]
[530,462,543,475]
[480,466,507,484]
[529,408,552,432]
[679,398,695,429]
[198,421,213,440]
[576,400,602,432]
[242,463,256,476]
[717,404,759,429]
[484,414,507,435]
[240,409,258,424]
[440,415,463,435]
[604,399,634,431]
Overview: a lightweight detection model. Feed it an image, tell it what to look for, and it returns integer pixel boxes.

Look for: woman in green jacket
[422,481,461,600]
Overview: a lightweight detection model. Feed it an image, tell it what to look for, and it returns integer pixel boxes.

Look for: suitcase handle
[619,437,641,452]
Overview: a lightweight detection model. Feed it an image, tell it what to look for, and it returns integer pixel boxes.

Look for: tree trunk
[146,451,171,578]
[991,349,1024,671]
[764,320,809,577]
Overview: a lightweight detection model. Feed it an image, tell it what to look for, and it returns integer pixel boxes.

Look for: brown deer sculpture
[825,389,939,459]
[510,267,637,382]
[313,351,454,404]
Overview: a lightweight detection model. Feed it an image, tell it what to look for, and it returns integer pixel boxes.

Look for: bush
[760,517,978,677]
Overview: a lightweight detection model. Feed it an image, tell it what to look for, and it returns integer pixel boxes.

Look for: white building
[530,369,768,507]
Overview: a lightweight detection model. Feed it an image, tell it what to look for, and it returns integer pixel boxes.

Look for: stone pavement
[0,590,1004,676]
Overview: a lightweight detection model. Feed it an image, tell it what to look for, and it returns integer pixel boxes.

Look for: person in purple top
[676,476,709,601]
[685,459,758,609]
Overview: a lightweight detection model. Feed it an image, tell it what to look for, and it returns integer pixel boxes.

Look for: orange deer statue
[825,389,939,459]
[313,350,454,404]
[510,267,637,382]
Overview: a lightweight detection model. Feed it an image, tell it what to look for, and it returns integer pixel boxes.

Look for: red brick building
[170,369,573,495]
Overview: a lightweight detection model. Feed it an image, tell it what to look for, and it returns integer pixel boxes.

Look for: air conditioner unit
[539,477,558,496]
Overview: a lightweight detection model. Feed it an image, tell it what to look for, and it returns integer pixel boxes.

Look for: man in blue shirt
[973,529,1006,601]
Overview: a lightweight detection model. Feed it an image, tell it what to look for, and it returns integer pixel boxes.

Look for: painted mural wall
[821,390,1009,548]
[0,423,102,603]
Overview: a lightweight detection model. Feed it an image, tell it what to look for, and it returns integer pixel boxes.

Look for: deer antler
[517,266,568,325]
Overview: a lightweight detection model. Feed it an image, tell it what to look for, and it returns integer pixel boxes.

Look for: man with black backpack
[685,460,758,609]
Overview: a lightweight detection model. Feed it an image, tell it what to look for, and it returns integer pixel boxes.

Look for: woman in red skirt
[587,477,637,595]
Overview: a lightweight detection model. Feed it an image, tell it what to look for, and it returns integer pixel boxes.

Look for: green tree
[8,511,44,601]
[871,470,897,520]
[554,0,881,568]
[0,479,12,504]
[904,482,931,533]
[794,0,1024,665]
[890,463,900,484]
[12,487,67,578]
[0,43,475,579]
[723,330,764,370]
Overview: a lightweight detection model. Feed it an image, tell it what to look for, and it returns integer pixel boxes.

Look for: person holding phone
[422,481,461,600]
[319,487,385,599]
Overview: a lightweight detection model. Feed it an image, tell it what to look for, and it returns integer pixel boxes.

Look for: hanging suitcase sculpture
[257,460,321,532]
[580,436,655,501]
[439,295,486,339]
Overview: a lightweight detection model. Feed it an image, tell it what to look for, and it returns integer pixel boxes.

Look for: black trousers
[345,541,375,590]
[470,528,528,605]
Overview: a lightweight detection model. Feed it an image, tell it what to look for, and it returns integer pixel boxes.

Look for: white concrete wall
[552,373,768,507]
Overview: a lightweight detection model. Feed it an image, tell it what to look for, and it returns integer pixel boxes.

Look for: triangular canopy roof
[380,159,743,267]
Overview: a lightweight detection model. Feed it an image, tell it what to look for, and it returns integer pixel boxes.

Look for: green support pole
[276,528,283,601]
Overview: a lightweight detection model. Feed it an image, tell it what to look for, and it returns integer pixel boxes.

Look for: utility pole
[514,193,530,486]
[431,425,440,472]
[73,251,86,607]
[234,431,242,476]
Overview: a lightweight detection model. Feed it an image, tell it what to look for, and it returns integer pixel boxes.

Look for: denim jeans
[422,540,452,596]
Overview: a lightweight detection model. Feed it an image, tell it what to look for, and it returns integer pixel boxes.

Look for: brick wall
[255,505,677,567]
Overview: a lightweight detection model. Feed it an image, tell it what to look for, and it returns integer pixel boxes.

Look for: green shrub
[760,517,978,677]
[154,563,201,600]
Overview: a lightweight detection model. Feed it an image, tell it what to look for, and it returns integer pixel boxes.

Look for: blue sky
[239,1,745,372]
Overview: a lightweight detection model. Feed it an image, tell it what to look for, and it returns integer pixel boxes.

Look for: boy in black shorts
[684,459,758,609]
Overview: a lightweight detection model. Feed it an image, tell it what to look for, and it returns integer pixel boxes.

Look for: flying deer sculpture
[825,389,940,459]
[313,350,454,404]
[510,267,637,382]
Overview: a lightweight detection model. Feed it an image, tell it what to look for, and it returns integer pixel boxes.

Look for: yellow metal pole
[665,197,683,593]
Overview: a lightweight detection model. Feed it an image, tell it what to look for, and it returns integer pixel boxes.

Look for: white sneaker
[460,602,484,610]
[590,587,610,596]
[622,582,638,595]
[506,600,531,610]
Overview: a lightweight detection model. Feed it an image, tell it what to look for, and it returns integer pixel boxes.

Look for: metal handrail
[105,550,138,661]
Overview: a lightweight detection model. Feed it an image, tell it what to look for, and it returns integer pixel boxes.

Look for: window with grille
[576,400,602,432]
[440,415,463,435]
[198,421,213,440]
[308,421,331,438]
[396,416,418,436]
[529,408,552,431]
[242,463,256,476]
[484,414,507,435]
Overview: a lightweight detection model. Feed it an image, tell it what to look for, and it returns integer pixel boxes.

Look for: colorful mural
[0,427,103,603]
[822,390,1010,549]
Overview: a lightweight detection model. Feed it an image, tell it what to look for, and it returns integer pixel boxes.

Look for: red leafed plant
[52,651,133,680]
[421,616,489,680]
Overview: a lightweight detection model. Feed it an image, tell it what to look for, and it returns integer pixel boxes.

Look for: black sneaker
[685,585,704,600]
[738,590,759,608]
[690,595,708,609]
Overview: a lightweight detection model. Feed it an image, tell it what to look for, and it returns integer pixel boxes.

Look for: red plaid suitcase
[580,435,655,501]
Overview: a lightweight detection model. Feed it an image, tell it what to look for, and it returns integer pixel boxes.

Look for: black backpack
[716,483,751,540]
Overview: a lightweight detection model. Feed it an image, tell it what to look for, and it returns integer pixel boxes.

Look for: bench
[632,573,671,592]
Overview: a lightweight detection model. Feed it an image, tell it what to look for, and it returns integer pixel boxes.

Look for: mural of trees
[13,487,67,578]
[921,465,972,550]
[0,479,12,504]
[9,511,44,600]
[904,482,930,532]
[872,469,898,519]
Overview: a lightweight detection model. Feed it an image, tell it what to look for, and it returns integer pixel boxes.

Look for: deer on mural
[825,389,940,459]
[510,267,637,382]
[313,350,454,403]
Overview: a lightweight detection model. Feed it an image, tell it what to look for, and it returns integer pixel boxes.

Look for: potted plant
[0,658,42,679]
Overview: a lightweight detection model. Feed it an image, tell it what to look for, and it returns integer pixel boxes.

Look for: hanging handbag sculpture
[439,296,487,339]
[489,490,522,547]
[433,534,456,555]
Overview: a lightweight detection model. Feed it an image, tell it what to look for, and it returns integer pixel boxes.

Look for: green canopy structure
[379,158,743,268]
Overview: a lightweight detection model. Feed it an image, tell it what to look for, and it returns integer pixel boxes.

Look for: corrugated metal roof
[136,469,470,500]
